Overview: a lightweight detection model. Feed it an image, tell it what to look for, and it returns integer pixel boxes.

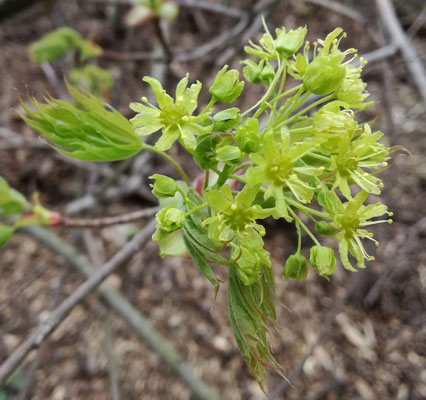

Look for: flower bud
[309,245,336,279]
[212,108,242,132]
[158,1,179,21]
[283,254,308,281]
[314,221,336,237]
[209,65,244,104]
[242,60,275,85]
[260,61,275,84]
[275,27,307,58]
[303,55,346,95]
[235,118,260,153]
[156,207,185,232]
[149,174,177,199]
[216,145,241,163]
[242,59,263,84]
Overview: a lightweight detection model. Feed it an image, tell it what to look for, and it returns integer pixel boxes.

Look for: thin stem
[289,126,315,135]
[143,144,191,186]
[288,207,321,246]
[276,91,310,125]
[215,164,234,188]
[228,174,247,184]
[58,207,160,228]
[270,84,303,106]
[296,221,302,254]
[201,98,216,115]
[176,187,193,209]
[185,203,208,216]
[203,169,210,192]
[278,94,334,127]
[285,196,331,219]
[233,162,250,173]
[242,59,284,118]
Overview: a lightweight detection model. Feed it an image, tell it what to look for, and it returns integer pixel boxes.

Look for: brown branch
[175,0,245,19]
[57,206,159,228]
[376,0,426,104]
[302,0,366,23]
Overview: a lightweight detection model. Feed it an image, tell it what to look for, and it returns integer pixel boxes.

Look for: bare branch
[175,0,245,19]
[303,0,366,23]
[57,206,159,228]
[376,0,426,104]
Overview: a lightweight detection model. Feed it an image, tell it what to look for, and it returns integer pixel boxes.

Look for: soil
[0,1,425,399]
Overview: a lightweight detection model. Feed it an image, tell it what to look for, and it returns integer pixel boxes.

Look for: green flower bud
[260,61,275,84]
[283,254,308,281]
[156,207,185,232]
[216,145,242,163]
[303,55,346,95]
[314,221,336,237]
[242,60,275,85]
[212,108,242,132]
[235,118,260,153]
[158,2,179,21]
[209,65,244,104]
[310,245,336,280]
[242,59,263,84]
[275,27,307,58]
[149,174,177,199]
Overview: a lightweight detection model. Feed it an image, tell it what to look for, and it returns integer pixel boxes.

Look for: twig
[1,223,221,400]
[101,8,250,63]
[407,4,426,38]
[375,0,426,104]
[16,268,69,400]
[152,18,172,62]
[215,0,280,66]
[362,44,398,64]
[83,230,121,400]
[175,0,245,19]
[57,206,159,228]
[302,0,366,23]
[0,220,156,387]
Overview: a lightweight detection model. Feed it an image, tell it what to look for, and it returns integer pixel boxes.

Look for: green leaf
[182,230,220,293]
[29,27,101,63]
[0,224,15,248]
[69,65,114,98]
[228,265,285,390]
[20,85,143,162]
[193,134,221,170]
[157,230,187,258]
[0,176,28,216]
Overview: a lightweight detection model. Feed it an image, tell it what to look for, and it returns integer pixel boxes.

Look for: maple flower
[318,188,392,271]
[130,74,210,151]
[328,124,389,199]
[203,184,272,285]
[245,130,324,221]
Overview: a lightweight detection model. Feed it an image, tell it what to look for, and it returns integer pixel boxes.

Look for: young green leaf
[20,85,144,162]
[0,176,28,216]
[182,231,220,294]
[29,27,102,63]
[228,265,285,390]
[0,224,15,248]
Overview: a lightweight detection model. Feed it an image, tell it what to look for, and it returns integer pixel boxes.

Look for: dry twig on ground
[376,0,426,104]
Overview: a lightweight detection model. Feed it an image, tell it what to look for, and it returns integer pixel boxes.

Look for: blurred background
[0,0,425,399]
